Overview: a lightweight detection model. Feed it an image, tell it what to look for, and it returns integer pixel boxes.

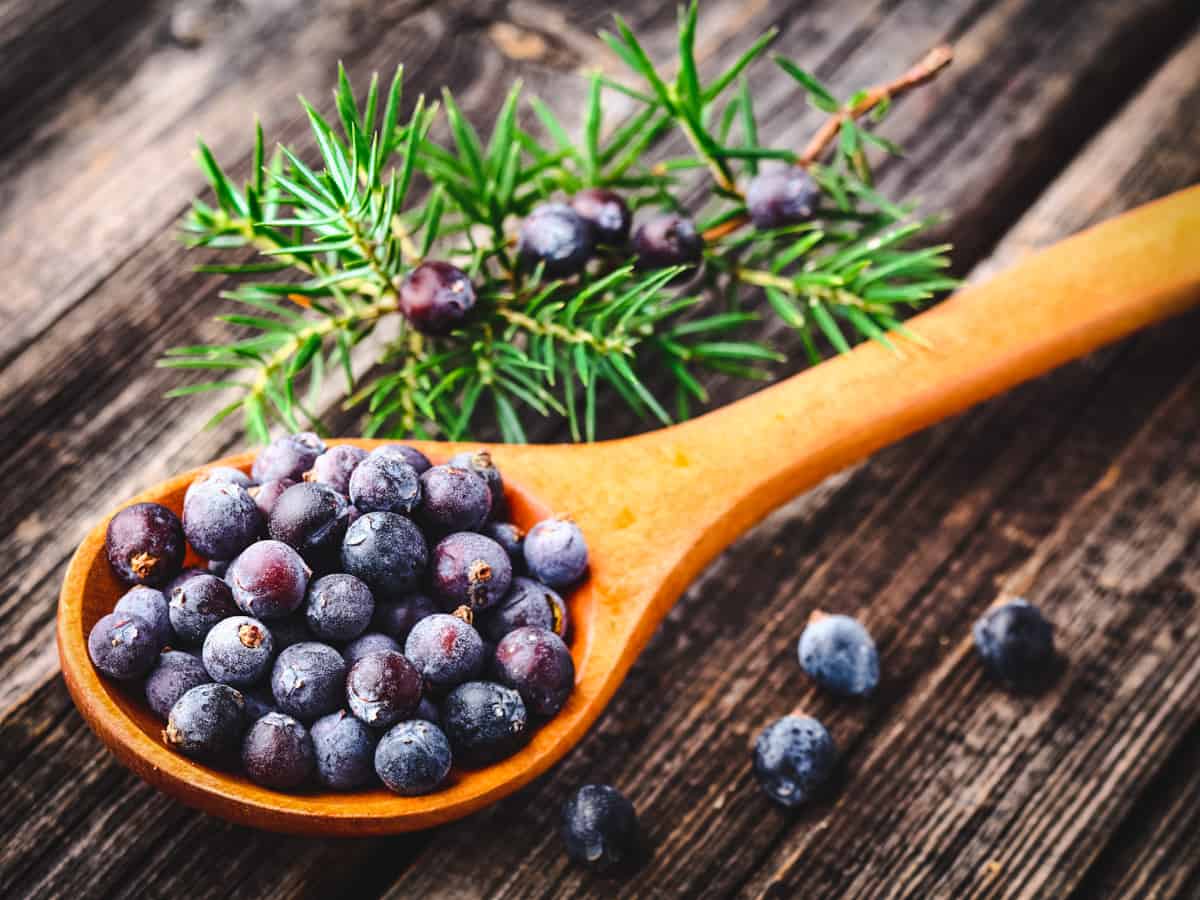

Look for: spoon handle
[608,186,1200,599]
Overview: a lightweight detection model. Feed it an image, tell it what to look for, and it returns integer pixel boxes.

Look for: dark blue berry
[145,650,211,720]
[168,572,236,645]
[571,188,631,247]
[442,680,527,766]
[268,482,352,570]
[375,719,452,795]
[418,465,492,534]
[305,573,375,642]
[252,432,326,482]
[399,261,477,335]
[311,710,379,790]
[343,632,402,667]
[479,576,568,642]
[405,613,485,690]
[347,650,424,729]
[523,517,588,588]
[371,592,437,642]
[518,202,593,278]
[164,683,246,766]
[411,697,440,725]
[268,612,313,651]
[308,445,368,495]
[447,449,505,519]
[753,715,837,807]
[202,616,275,687]
[105,502,186,588]
[482,522,524,572]
[973,600,1056,691]
[561,784,640,871]
[183,477,263,561]
[798,612,879,697]
[114,585,172,648]
[227,540,311,620]
[250,477,297,520]
[88,612,159,680]
[370,444,432,475]
[341,511,428,597]
[271,641,346,721]
[349,453,421,515]
[632,214,703,270]
[242,712,315,789]
[745,166,820,229]
[431,532,513,611]
[493,626,574,716]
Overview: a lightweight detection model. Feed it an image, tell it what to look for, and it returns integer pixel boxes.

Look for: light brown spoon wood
[59,186,1200,835]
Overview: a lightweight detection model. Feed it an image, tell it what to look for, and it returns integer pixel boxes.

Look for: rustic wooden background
[2,0,1199,896]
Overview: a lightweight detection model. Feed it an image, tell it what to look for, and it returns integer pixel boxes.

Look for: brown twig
[701,44,954,242]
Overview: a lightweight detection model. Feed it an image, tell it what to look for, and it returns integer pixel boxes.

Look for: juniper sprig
[163,2,955,443]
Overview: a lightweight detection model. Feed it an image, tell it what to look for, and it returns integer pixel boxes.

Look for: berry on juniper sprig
[167,2,954,444]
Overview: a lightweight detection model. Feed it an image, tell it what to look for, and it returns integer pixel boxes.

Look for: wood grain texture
[1,0,1198,896]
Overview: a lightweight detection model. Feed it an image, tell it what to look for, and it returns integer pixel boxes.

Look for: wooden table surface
[2,0,1199,897]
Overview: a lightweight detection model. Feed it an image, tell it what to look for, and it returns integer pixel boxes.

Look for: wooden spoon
[58,186,1200,835]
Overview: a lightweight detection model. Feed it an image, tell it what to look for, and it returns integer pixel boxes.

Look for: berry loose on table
[561,784,641,871]
[398,261,477,335]
[105,502,186,588]
[972,599,1056,691]
[753,714,837,808]
[798,612,880,697]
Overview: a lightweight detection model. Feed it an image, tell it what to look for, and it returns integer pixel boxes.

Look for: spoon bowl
[59,187,1200,834]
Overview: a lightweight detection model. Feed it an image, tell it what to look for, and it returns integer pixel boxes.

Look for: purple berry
[493,626,574,716]
[447,449,505,518]
[753,714,837,807]
[164,566,206,597]
[183,477,262,561]
[398,261,477,335]
[252,432,326,482]
[305,573,375,642]
[561,784,641,871]
[163,683,246,766]
[371,592,437,643]
[405,613,485,689]
[307,444,368,495]
[250,477,297,519]
[340,511,428,597]
[441,680,527,766]
[418,465,491,534]
[268,482,352,570]
[632,214,703,270]
[168,573,236,645]
[202,616,275,687]
[571,188,631,247]
[349,453,421,515]
[346,650,424,728]
[88,612,159,680]
[270,642,346,721]
[105,502,185,588]
[745,166,819,230]
[480,576,568,642]
[311,710,379,790]
[518,202,593,278]
[268,613,313,651]
[114,585,172,648]
[242,712,315,789]
[431,532,513,611]
[370,444,431,475]
[343,632,402,667]
[145,650,211,720]
[227,540,311,620]
[482,521,524,571]
[375,719,452,795]
[524,517,588,587]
